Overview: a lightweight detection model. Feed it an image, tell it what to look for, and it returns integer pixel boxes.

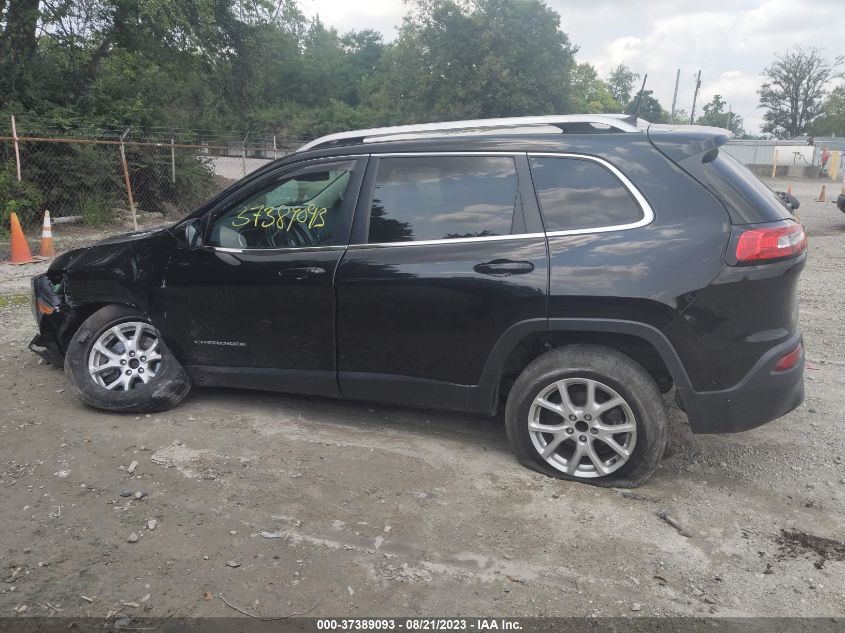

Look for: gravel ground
[0,178,843,620]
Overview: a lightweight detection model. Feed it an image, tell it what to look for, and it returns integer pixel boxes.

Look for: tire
[64,304,191,413]
[504,344,667,488]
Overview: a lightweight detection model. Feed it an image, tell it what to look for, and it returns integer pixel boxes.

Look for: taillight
[773,343,802,372]
[736,224,807,263]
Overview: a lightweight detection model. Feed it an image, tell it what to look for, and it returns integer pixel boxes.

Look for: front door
[157,157,366,396]
[335,153,548,412]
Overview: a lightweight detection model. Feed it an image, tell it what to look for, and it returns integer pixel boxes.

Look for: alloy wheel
[87,321,162,391]
[528,377,637,478]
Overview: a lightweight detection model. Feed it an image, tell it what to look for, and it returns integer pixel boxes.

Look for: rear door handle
[473,260,535,275]
[279,266,327,280]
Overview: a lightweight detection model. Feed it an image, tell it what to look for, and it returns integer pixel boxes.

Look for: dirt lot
[0,178,843,621]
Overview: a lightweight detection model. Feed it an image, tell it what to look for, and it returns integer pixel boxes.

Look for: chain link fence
[0,118,307,234]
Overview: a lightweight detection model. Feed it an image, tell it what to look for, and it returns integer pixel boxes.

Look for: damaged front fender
[28,228,177,365]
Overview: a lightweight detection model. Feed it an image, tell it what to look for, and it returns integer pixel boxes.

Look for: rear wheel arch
[486,318,691,413]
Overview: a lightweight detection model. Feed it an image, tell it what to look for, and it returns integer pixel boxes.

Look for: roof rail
[296,114,642,153]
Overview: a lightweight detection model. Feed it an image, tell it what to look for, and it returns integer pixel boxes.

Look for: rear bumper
[677,331,804,433]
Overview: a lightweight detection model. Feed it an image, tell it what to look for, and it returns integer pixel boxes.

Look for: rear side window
[368,156,520,243]
[529,157,644,232]
[679,151,793,224]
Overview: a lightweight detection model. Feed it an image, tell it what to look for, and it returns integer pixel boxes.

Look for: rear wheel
[505,344,667,487]
[64,304,191,412]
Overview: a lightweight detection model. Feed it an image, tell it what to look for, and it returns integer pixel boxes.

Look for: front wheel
[64,304,191,412]
[504,344,668,488]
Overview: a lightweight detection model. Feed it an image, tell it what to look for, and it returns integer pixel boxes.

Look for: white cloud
[299,0,404,37]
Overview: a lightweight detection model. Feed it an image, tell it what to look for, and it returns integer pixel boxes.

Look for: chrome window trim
[349,151,653,249]
[528,152,654,237]
[349,233,546,250]
[206,245,347,255]
[206,151,654,252]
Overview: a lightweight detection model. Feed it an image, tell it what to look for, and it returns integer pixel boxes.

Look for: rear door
[335,152,548,413]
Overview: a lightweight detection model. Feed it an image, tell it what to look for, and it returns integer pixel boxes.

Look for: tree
[366,0,577,123]
[668,108,688,125]
[809,86,845,136]
[0,0,41,102]
[696,94,746,136]
[758,47,843,138]
[569,63,620,113]
[607,63,639,106]
[624,89,664,123]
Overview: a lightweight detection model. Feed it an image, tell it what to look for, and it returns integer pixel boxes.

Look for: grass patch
[0,293,29,308]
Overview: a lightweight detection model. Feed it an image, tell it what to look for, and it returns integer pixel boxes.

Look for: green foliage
[624,90,666,123]
[123,145,216,217]
[364,0,577,124]
[570,64,620,114]
[810,87,845,136]
[76,191,114,227]
[607,64,639,105]
[20,143,119,218]
[696,94,746,136]
[758,47,843,139]
[0,161,43,233]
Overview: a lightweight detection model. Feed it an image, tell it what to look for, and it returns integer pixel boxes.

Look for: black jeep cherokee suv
[30,115,807,487]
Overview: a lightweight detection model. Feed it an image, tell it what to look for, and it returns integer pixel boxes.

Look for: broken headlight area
[29,274,68,366]
[31,274,65,320]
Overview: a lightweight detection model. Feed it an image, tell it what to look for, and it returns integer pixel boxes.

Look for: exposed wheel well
[497,330,674,408]
[59,302,131,351]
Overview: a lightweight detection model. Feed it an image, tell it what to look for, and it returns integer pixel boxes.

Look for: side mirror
[184,219,203,249]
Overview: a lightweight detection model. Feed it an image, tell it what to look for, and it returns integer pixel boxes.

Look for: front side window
[529,157,644,232]
[368,156,520,244]
[208,162,354,249]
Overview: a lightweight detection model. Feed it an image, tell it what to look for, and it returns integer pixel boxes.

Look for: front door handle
[473,260,535,275]
[279,266,327,280]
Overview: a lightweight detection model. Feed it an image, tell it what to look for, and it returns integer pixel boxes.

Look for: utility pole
[727,104,732,133]
[633,74,648,119]
[689,70,702,125]
[670,69,680,124]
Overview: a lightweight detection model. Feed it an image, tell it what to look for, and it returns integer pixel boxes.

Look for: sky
[299,0,845,134]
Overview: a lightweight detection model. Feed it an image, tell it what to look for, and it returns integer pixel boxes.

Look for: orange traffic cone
[787,185,792,195]
[7,212,35,265]
[39,210,55,258]
[816,185,826,202]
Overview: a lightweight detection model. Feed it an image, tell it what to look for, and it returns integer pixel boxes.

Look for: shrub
[76,191,114,227]
[124,145,217,218]
[0,161,44,234]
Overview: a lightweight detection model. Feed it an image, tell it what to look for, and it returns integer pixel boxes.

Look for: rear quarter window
[529,156,645,232]
[677,151,793,224]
